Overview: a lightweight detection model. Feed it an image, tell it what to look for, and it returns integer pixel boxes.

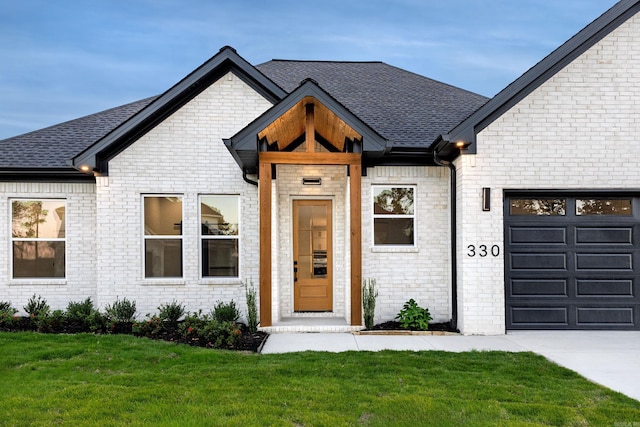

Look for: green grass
[0,333,638,426]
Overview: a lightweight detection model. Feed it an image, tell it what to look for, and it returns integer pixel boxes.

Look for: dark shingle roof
[0,97,157,169]
[0,56,488,172]
[256,60,488,148]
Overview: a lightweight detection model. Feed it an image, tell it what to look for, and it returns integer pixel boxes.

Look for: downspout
[243,168,259,187]
[433,153,458,331]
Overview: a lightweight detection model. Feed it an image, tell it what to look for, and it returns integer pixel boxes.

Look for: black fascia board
[0,167,95,182]
[72,46,287,174]
[224,79,389,171]
[432,0,640,156]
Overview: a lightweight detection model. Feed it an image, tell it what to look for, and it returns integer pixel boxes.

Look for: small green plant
[396,299,432,331]
[35,309,65,333]
[158,300,185,323]
[65,297,101,333]
[0,301,18,331]
[105,297,137,323]
[133,315,164,338]
[0,301,17,314]
[362,278,378,330]
[212,300,240,323]
[24,294,50,318]
[244,279,258,333]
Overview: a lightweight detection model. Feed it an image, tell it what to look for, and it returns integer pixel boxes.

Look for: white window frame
[142,195,184,280]
[199,194,241,281]
[371,185,416,247]
[10,198,67,281]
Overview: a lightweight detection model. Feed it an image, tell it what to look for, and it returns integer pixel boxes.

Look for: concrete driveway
[505,331,640,402]
[261,330,640,401]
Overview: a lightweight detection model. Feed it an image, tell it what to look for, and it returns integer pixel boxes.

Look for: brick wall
[0,182,96,313]
[456,13,640,334]
[94,71,272,318]
[362,166,451,325]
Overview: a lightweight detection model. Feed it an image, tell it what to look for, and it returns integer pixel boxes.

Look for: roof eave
[0,167,95,182]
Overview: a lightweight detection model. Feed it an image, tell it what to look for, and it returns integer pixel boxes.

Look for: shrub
[200,320,242,349]
[179,311,242,349]
[0,301,18,331]
[244,279,258,333]
[24,294,50,318]
[362,278,378,330]
[0,301,17,314]
[65,298,100,333]
[105,297,137,323]
[396,299,432,331]
[35,309,65,333]
[180,310,209,343]
[133,315,164,338]
[212,300,240,323]
[158,300,185,323]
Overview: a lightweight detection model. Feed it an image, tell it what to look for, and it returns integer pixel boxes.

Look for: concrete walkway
[261,330,640,402]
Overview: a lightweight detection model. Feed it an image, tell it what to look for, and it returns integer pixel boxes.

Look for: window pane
[201,196,238,236]
[374,218,414,245]
[576,199,632,216]
[373,187,414,215]
[13,241,65,278]
[145,239,182,278]
[12,200,65,238]
[144,197,182,236]
[510,199,566,216]
[202,239,238,277]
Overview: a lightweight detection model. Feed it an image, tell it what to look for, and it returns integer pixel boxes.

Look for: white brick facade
[94,71,272,318]
[456,12,640,334]
[0,182,96,313]
[4,9,638,334]
[362,166,451,325]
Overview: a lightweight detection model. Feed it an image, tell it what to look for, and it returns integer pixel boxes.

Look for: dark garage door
[505,194,640,330]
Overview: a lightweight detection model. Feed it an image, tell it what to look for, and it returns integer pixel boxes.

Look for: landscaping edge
[352,330,459,336]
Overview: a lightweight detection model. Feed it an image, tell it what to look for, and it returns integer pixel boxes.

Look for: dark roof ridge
[262,59,384,65]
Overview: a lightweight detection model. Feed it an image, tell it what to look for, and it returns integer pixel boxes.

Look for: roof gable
[433,0,640,158]
[72,46,287,174]
[257,60,488,150]
[224,79,389,173]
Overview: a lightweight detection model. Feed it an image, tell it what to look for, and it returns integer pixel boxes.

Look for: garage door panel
[505,194,640,330]
[510,307,568,326]
[510,279,567,297]
[509,227,567,244]
[576,307,634,326]
[576,279,634,297]
[575,227,632,245]
[575,253,632,270]
[511,253,566,270]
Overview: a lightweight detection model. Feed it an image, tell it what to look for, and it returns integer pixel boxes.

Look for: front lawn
[0,333,638,426]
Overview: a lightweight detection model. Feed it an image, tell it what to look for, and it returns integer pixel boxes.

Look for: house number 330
[467,244,500,257]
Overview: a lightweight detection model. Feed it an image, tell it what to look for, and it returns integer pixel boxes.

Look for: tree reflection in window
[374,187,414,215]
[510,199,566,216]
[576,199,632,216]
[373,187,415,245]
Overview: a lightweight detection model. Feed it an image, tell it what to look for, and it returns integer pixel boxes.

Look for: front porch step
[260,317,364,334]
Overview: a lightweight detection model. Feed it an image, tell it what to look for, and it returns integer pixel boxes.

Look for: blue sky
[0,0,619,139]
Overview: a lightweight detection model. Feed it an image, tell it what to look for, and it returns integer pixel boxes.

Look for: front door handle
[293,260,298,282]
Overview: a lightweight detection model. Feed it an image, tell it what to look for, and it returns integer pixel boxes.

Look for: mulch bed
[367,320,459,333]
